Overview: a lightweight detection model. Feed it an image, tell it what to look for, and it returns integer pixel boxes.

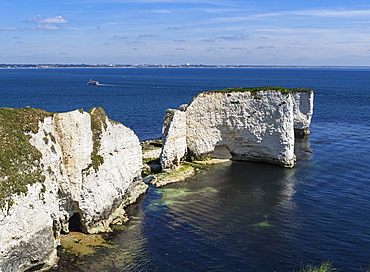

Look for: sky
[1,0,370,65]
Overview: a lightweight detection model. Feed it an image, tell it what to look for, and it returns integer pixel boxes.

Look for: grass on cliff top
[187,87,313,105]
[204,87,313,95]
[0,107,53,211]
[0,106,117,211]
[83,107,109,173]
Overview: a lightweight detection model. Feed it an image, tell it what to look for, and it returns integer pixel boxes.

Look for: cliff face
[291,91,314,135]
[160,109,187,170]
[160,88,313,170]
[0,108,146,272]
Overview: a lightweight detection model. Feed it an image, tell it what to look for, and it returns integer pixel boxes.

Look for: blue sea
[1,68,370,271]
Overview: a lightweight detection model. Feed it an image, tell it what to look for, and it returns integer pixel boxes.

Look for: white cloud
[27,15,69,24]
[257,46,275,49]
[205,47,217,51]
[137,34,159,38]
[149,9,172,14]
[348,21,370,24]
[40,16,69,24]
[201,39,216,42]
[43,25,61,30]
[28,25,61,30]
[201,34,249,43]
[0,27,21,31]
[196,7,244,14]
[291,9,370,18]
[24,15,69,31]
[113,35,128,39]
[214,8,370,23]
[4,1,370,65]
[217,33,249,41]
[128,41,146,44]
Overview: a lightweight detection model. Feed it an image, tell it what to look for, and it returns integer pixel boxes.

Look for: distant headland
[1,63,370,69]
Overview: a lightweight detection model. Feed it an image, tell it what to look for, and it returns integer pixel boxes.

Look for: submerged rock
[0,107,146,272]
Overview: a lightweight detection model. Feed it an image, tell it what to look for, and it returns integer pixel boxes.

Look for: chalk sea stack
[160,87,313,170]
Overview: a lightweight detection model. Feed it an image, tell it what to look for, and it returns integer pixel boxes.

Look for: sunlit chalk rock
[160,88,313,171]
[291,90,314,136]
[160,109,187,171]
[0,107,146,272]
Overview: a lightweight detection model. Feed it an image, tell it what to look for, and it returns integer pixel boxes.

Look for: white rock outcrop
[160,109,187,170]
[291,91,314,135]
[0,107,146,272]
[160,88,313,171]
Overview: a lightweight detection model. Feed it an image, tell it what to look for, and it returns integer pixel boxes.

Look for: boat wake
[97,84,124,87]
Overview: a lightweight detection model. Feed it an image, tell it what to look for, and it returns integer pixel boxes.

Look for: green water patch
[154,187,218,206]
[59,231,115,256]
[251,220,273,228]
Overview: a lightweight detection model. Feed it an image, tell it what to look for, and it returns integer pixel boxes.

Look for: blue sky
[1,0,370,65]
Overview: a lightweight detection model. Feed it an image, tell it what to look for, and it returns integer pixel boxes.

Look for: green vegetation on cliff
[187,87,313,105]
[84,107,108,172]
[0,107,116,210]
[0,107,53,211]
[205,86,313,95]
[85,107,122,173]
[296,262,335,272]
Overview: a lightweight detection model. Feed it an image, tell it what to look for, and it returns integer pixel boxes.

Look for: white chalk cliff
[0,107,146,272]
[160,88,313,170]
[291,91,314,135]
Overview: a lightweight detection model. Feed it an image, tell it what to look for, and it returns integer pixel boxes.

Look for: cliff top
[187,87,313,106]
[0,107,53,211]
[204,87,313,95]
[0,107,112,212]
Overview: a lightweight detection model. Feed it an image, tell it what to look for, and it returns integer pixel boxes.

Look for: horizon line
[2,63,370,69]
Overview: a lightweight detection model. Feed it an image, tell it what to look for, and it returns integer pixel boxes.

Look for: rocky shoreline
[0,87,313,271]
[45,138,222,271]
[141,138,232,187]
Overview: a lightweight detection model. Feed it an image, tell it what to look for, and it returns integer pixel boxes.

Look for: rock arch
[160,88,313,170]
[212,144,232,160]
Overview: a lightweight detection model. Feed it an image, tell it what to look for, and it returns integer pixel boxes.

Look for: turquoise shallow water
[1,68,370,271]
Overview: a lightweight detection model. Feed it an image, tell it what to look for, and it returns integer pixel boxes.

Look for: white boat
[87,79,100,85]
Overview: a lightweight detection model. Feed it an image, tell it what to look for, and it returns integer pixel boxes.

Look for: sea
[1,68,370,271]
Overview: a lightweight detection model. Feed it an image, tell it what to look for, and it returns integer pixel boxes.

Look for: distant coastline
[1,63,370,69]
